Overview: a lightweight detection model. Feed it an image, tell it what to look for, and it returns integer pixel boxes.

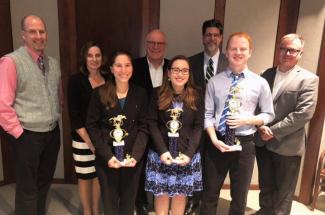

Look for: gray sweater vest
[6,46,61,132]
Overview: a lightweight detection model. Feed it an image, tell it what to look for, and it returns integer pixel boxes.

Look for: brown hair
[158,55,198,110]
[98,50,132,108]
[79,41,107,75]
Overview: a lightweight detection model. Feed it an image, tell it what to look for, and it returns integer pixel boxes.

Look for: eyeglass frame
[279,47,301,55]
[170,67,190,75]
[146,40,166,47]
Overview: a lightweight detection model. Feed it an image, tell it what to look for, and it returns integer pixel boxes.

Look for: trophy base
[227,144,242,152]
[172,158,183,165]
[168,132,179,137]
[120,159,131,166]
[113,140,125,146]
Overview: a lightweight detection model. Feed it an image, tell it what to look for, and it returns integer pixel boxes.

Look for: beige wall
[9,0,64,179]
[160,0,215,58]
[223,0,280,74]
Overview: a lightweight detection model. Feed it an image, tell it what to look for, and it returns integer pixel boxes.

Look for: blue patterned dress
[145,101,203,197]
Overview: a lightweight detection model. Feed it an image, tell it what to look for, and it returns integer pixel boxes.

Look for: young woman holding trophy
[145,55,204,215]
[86,50,148,215]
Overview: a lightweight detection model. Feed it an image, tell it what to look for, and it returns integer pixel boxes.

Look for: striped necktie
[218,73,243,144]
[37,55,45,75]
[205,58,214,82]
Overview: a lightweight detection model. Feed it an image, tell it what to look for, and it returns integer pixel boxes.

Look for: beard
[205,43,218,55]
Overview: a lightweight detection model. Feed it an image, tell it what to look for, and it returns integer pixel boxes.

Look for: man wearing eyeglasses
[255,33,319,215]
[131,29,169,96]
[185,19,229,215]
[131,29,169,215]
[0,15,61,215]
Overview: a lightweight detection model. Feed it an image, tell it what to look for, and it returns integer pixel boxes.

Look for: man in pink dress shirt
[0,15,61,215]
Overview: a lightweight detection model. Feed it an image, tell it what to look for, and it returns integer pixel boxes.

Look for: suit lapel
[217,53,228,74]
[143,58,153,89]
[273,66,301,103]
[197,53,205,87]
[263,68,276,92]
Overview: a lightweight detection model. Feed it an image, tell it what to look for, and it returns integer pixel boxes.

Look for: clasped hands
[258,125,274,141]
[108,156,137,169]
[160,151,190,166]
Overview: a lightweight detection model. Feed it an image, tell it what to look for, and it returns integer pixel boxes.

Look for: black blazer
[86,84,148,163]
[67,72,108,142]
[131,57,170,96]
[147,88,204,159]
[189,52,228,93]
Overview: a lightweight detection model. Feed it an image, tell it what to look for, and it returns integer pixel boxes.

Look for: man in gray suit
[185,19,228,215]
[255,33,319,215]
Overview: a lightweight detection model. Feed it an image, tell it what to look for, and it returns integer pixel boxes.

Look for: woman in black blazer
[67,41,107,215]
[145,55,204,215]
[86,50,148,215]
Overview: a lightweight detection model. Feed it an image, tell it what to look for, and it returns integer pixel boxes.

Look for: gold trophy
[166,107,183,161]
[166,108,183,137]
[109,115,130,163]
[226,85,242,151]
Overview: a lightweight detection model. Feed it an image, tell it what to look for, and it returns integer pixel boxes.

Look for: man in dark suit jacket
[189,19,228,93]
[131,29,169,215]
[255,34,319,215]
[131,29,169,96]
[185,19,229,215]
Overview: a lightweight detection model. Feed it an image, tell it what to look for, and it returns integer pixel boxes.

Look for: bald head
[21,15,46,31]
[145,29,167,67]
[20,15,48,55]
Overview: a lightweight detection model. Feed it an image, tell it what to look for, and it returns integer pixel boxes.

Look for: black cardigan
[67,72,108,142]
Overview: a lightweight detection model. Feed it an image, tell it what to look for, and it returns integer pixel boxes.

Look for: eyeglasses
[146,41,166,47]
[279,47,301,55]
[204,33,221,38]
[170,67,190,75]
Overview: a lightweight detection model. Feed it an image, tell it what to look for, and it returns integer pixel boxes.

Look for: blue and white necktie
[218,73,243,145]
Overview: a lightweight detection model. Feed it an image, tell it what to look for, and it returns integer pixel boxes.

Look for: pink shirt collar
[25,46,44,62]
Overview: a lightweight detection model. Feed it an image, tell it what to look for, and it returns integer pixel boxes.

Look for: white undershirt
[147,58,164,88]
[273,67,294,98]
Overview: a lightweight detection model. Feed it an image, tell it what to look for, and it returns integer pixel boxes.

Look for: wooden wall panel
[0,1,13,56]
[273,0,300,65]
[76,0,143,60]
[57,0,78,183]
[214,0,226,49]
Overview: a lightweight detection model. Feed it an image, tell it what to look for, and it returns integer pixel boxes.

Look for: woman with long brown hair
[68,41,107,215]
[145,55,204,215]
[86,50,148,215]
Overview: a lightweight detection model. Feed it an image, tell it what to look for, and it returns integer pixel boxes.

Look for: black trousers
[96,159,143,215]
[255,146,301,215]
[200,135,255,215]
[12,126,60,215]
